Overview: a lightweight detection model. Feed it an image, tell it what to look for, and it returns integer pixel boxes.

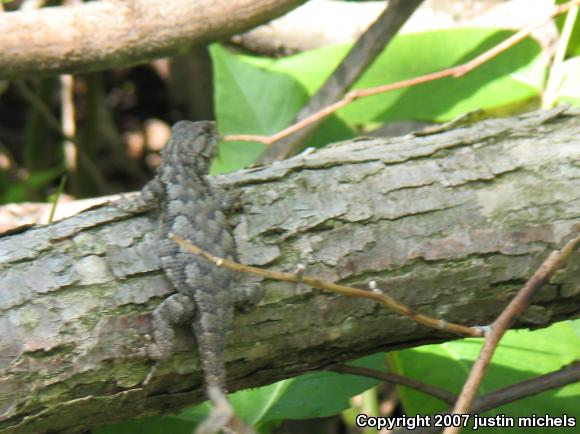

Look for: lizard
[112,121,261,431]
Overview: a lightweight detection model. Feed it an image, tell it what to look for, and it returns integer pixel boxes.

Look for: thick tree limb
[0,107,579,433]
[0,0,306,79]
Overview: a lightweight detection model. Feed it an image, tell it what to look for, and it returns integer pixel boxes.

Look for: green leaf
[393,321,580,434]
[342,28,545,123]
[211,43,357,172]
[245,44,348,95]
[211,28,543,155]
[571,318,580,339]
[210,44,308,173]
[211,28,544,160]
[244,353,385,430]
[212,44,307,136]
[253,28,545,124]
[179,353,386,433]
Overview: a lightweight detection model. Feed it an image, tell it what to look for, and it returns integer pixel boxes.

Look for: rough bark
[1,107,579,433]
[0,0,306,79]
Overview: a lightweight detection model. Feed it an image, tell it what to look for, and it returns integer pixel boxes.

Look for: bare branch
[444,234,580,434]
[0,0,306,79]
[328,364,457,405]
[171,232,482,337]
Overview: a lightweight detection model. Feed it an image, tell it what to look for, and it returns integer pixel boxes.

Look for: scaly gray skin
[113,121,259,394]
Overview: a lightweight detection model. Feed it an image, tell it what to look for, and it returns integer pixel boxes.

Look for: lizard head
[164,121,218,175]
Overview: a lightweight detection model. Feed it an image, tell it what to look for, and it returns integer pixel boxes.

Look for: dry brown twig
[469,361,580,416]
[169,233,483,338]
[443,234,580,434]
[225,0,580,146]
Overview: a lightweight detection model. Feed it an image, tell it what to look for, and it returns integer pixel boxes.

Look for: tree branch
[0,107,579,433]
[445,234,580,434]
[0,0,306,79]
[328,365,457,405]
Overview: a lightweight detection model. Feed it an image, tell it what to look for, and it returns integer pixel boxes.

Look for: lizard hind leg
[148,293,195,360]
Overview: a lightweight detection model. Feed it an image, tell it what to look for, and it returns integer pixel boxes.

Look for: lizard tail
[192,307,231,394]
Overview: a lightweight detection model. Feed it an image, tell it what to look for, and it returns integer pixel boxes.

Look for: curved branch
[328,365,457,405]
[0,0,305,79]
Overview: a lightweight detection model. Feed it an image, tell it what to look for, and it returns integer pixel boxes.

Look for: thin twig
[226,0,580,147]
[443,235,580,434]
[169,233,482,338]
[328,364,457,405]
[47,175,67,224]
[473,361,580,414]
[251,0,424,164]
[543,3,579,108]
